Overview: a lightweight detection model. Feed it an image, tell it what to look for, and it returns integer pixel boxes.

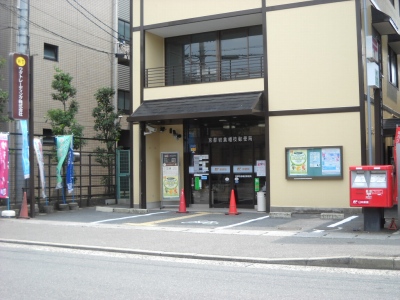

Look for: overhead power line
[71,0,119,36]
[66,0,119,42]
[0,2,113,55]
[19,0,112,44]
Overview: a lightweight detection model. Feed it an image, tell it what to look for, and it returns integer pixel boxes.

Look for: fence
[2,133,118,208]
[145,55,264,88]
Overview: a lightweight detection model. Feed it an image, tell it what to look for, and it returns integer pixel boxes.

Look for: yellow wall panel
[145,129,161,203]
[144,125,184,204]
[132,32,142,111]
[267,0,310,7]
[267,1,359,111]
[132,0,141,28]
[144,78,264,100]
[132,124,141,206]
[269,112,362,209]
[145,32,164,69]
[143,0,260,25]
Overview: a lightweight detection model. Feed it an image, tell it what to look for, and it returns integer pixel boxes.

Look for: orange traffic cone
[18,192,30,219]
[177,189,188,213]
[388,218,398,230]
[225,189,240,215]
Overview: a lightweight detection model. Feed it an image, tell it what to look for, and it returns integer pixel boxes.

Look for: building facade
[0,0,131,203]
[129,0,400,212]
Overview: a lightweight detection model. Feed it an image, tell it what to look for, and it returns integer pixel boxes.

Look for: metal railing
[145,55,264,88]
[1,134,118,208]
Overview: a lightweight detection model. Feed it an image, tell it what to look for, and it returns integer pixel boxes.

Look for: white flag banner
[33,137,47,198]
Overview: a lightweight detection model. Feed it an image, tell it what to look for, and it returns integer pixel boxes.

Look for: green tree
[92,87,121,190]
[0,57,9,123]
[45,67,84,149]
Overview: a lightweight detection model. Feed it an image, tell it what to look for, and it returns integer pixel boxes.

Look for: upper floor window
[388,46,398,87]
[161,25,263,87]
[118,19,130,42]
[44,43,58,61]
[118,90,130,114]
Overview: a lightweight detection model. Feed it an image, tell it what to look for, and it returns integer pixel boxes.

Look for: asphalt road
[1,243,399,300]
[1,206,399,271]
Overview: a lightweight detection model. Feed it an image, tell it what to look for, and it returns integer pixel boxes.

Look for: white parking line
[90,211,169,224]
[327,215,359,228]
[216,215,270,230]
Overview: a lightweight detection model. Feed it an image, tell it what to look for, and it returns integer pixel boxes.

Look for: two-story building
[128,0,400,214]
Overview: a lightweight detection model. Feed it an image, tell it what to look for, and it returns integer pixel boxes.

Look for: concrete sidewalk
[0,217,399,271]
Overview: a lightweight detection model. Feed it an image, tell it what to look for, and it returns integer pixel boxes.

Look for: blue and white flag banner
[33,137,47,199]
[66,137,74,194]
[55,135,73,189]
[21,120,30,179]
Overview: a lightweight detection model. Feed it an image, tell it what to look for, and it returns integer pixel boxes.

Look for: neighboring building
[0,0,131,203]
[128,0,400,213]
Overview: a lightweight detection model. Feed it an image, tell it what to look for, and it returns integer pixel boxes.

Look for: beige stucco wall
[144,32,165,87]
[141,0,260,26]
[145,32,164,69]
[132,0,141,28]
[269,112,362,209]
[267,1,359,111]
[145,125,184,204]
[144,78,264,100]
[132,30,142,205]
[267,0,361,209]
[267,0,310,7]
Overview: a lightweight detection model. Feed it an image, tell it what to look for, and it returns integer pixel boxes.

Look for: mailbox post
[350,165,395,231]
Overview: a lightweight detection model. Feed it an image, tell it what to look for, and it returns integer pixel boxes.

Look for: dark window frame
[118,90,130,114]
[118,19,130,42]
[388,46,398,88]
[44,43,58,61]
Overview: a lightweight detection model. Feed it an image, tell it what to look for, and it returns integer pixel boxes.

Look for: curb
[0,238,398,271]
[96,206,149,214]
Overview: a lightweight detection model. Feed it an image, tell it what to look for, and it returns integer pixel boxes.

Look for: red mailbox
[350,165,394,208]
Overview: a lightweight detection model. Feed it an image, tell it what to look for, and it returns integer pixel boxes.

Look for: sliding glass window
[221,28,248,80]
[190,32,217,83]
[165,36,190,86]
[163,25,263,87]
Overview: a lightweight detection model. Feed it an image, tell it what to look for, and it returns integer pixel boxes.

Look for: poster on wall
[256,160,266,177]
[288,149,307,176]
[285,146,343,180]
[161,152,180,200]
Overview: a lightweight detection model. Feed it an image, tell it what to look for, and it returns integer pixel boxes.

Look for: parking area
[30,205,400,235]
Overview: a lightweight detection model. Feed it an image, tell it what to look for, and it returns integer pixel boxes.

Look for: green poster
[255,178,260,191]
[195,177,200,190]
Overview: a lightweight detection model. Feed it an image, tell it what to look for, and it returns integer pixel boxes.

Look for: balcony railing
[145,55,264,88]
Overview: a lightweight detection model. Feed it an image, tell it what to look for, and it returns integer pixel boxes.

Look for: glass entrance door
[232,143,255,208]
[210,143,231,207]
[210,142,255,208]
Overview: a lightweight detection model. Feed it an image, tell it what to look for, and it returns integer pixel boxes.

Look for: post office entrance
[188,118,265,209]
[210,142,255,208]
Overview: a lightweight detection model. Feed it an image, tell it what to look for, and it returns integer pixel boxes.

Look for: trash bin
[257,191,266,212]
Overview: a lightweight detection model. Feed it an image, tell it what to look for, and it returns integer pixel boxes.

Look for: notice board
[285,146,343,180]
[161,152,180,201]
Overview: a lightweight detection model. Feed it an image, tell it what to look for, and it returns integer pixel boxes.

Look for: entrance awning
[127,92,264,123]
[371,6,399,35]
